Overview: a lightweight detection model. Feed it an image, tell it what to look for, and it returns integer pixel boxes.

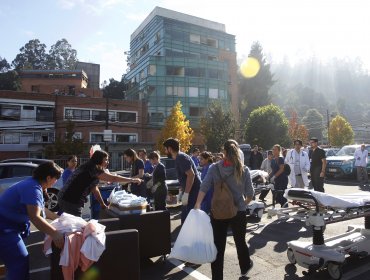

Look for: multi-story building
[124,7,238,142]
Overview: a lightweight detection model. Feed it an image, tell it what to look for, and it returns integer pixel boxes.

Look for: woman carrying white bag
[194,139,255,280]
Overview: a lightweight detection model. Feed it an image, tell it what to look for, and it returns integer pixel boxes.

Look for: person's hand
[181,192,189,206]
[131,178,142,184]
[51,231,64,249]
[269,176,275,184]
[194,203,201,209]
[101,203,108,210]
[320,171,325,178]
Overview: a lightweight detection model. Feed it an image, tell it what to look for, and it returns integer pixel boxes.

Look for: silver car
[0,162,63,211]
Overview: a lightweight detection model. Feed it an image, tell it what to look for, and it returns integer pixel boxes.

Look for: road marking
[167,258,211,280]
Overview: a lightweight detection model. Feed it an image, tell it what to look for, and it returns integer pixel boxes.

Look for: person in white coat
[285,139,310,188]
[354,144,369,185]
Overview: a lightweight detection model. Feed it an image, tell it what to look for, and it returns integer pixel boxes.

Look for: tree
[200,101,235,152]
[328,115,354,146]
[288,110,309,144]
[103,78,127,99]
[245,104,289,149]
[12,39,48,70]
[156,101,194,154]
[302,109,324,140]
[0,56,10,73]
[45,121,87,157]
[47,39,77,70]
[239,41,275,120]
[0,70,20,91]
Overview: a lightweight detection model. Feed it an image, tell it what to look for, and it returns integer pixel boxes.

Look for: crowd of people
[2,135,367,280]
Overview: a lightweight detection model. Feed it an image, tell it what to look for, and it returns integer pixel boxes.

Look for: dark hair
[138,149,147,155]
[310,137,318,143]
[200,151,213,164]
[123,148,138,161]
[294,139,303,146]
[223,139,244,183]
[163,138,179,152]
[33,161,62,182]
[192,148,200,153]
[267,150,273,156]
[148,151,160,160]
[67,155,77,161]
[90,150,109,165]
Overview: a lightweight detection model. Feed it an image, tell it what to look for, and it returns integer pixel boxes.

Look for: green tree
[328,115,354,146]
[0,56,20,90]
[302,109,324,140]
[200,101,235,152]
[245,104,289,149]
[0,56,10,73]
[156,101,194,154]
[103,78,127,99]
[47,39,77,70]
[239,41,275,120]
[12,39,48,70]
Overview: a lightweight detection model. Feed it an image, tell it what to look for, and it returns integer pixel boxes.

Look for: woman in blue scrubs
[0,161,65,280]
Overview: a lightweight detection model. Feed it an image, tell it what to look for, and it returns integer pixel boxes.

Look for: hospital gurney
[279,188,370,279]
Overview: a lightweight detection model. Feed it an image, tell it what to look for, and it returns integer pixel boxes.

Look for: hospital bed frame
[270,189,370,279]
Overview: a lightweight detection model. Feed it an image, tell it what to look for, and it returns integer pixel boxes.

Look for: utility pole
[327,109,330,146]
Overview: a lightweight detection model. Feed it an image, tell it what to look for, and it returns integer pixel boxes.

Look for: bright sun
[240,57,260,78]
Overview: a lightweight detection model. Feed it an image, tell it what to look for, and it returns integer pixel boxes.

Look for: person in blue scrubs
[0,161,65,280]
[62,155,78,185]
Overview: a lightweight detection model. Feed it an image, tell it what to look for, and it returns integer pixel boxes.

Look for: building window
[4,133,20,144]
[150,112,164,122]
[0,104,21,121]
[166,66,184,76]
[92,110,106,121]
[209,88,219,99]
[33,132,54,143]
[190,34,200,44]
[91,134,104,143]
[65,132,82,140]
[23,105,34,110]
[189,107,205,117]
[189,87,199,98]
[117,112,137,123]
[65,109,90,120]
[31,85,40,93]
[36,107,54,122]
[148,65,156,76]
[116,134,137,143]
[166,86,184,96]
[208,69,219,79]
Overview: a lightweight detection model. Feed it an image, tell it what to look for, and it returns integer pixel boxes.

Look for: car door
[0,165,35,194]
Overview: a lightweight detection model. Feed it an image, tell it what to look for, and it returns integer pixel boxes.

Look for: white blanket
[284,188,370,208]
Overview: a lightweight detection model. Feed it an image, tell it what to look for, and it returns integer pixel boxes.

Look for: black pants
[153,185,167,211]
[310,167,325,192]
[211,211,251,280]
[258,189,270,200]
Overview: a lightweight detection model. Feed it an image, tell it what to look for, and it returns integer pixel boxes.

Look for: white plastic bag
[169,209,217,264]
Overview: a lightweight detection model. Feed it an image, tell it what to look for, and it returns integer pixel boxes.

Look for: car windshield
[335,146,357,156]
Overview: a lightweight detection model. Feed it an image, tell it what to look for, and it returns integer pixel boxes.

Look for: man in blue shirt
[191,148,200,168]
[163,138,201,224]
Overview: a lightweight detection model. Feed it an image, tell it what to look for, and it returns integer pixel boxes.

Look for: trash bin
[91,183,119,219]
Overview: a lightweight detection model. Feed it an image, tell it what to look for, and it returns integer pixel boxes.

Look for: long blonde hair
[223,139,244,183]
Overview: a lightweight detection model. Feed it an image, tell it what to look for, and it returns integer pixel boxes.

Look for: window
[189,87,199,97]
[148,65,156,76]
[65,132,82,140]
[36,107,54,122]
[116,134,137,143]
[91,134,104,143]
[209,88,219,99]
[189,107,205,117]
[31,85,40,93]
[4,133,20,144]
[208,69,219,79]
[166,86,184,96]
[33,132,54,143]
[92,110,106,121]
[10,166,35,178]
[23,106,34,110]
[166,66,184,76]
[190,34,200,44]
[117,112,137,123]
[65,109,90,120]
[150,112,164,122]
[0,104,21,121]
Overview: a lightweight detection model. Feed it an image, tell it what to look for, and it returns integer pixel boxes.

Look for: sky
[1,0,370,85]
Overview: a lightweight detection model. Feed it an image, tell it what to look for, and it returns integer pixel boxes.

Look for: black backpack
[284,163,291,175]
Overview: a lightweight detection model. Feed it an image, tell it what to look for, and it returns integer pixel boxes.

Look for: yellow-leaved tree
[156,101,194,154]
[328,115,354,146]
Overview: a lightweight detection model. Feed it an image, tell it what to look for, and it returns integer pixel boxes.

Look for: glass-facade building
[125,7,238,128]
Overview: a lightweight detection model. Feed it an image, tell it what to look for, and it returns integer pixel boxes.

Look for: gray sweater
[200,161,254,211]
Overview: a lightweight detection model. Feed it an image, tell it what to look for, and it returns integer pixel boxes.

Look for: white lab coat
[285,149,310,187]
[354,148,368,167]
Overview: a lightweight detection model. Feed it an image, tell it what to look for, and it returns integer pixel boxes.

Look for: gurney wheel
[287,248,296,264]
[327,262,343,280]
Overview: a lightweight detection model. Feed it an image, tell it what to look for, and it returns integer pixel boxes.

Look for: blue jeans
[0,231,30,280]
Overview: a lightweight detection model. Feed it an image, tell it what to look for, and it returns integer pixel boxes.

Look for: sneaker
[241,260,253,276]
[184,262,198,267]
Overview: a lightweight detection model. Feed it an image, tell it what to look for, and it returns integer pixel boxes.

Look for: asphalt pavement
[10,180,370,280]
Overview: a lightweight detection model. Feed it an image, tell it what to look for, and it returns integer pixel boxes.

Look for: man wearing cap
[285,139,310,188]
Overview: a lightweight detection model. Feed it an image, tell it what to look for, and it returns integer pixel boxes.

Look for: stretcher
[274,188,370,279]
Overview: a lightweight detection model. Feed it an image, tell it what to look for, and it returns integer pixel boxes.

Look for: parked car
[0,161,63,211]
[325,144,370,178]
[239,144,252,167]
[324,147,340,157]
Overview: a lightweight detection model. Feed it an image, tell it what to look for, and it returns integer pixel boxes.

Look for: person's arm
[44,208,59,220]
[132,168,144,179]
[244,168,254,204]
[194,190,206,209]
[320,158,327,177]
[184,168,195,193]
[98,171,142,184]
[91,185,107,209]
[27,205,64,248]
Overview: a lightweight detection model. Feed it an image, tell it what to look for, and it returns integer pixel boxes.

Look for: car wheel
[46,189,59,212]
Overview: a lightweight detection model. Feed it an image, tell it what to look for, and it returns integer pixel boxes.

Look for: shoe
[184,261,198,267]
[241,260,253,276]
[258,198,267,202]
